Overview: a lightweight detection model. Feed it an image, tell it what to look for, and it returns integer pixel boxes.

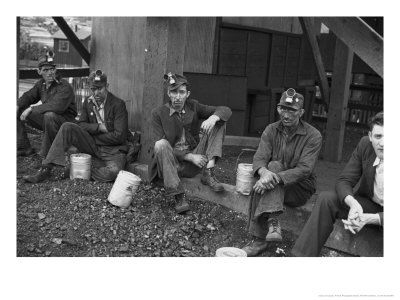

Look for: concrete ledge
[182,176,250,215]
[126,163,149,182]
[223,135,260,148]
[325,221,383,257]
[127,162,382,256]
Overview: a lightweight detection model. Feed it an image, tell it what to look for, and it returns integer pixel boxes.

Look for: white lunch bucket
[216,247,247,257]
[236,163,256,196]
[108,170,141,208]
[70,153,91,180]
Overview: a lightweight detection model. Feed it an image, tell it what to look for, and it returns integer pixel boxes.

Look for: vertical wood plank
[184,17,216,74]
[324,38,354,162]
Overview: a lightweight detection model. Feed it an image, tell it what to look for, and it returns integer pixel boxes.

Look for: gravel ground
[16,127,360,257]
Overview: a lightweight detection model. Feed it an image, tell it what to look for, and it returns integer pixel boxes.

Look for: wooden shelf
[350,84,383,91]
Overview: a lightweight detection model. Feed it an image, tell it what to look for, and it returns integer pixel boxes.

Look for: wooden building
[52,26,91,68]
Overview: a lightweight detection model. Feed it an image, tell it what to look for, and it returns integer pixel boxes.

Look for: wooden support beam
[324,38,354,162]
[319,17,383,78]
[299,17,330,108]
[52,17,90,65]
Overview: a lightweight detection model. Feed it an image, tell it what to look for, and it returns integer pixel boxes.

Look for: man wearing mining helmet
[23,70,129,183]
[149,72,232,214]
[241,88,322,256]
[17,49,77,157]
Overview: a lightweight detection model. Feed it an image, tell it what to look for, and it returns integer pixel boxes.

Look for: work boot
[241,238,269,257]
[23,165,52,183]
[17,147,35,157]
[174,193,190,214]
[200,167,224,192]
[266,215,282,242]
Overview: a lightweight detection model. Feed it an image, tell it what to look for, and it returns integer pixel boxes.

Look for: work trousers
[246,161,315,239]
[43,122,126,182]
[291,191,383,257]
[17,109,74,157]
[153,123,225,196]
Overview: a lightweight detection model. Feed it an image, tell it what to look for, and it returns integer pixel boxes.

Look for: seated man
[17,50,77,157]
[149,73,232,214]
[291,112,384,257]
[23,70,129,183]
[241,88,322,256]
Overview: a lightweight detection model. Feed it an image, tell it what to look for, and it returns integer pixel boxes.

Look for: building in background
[52,26,91,68]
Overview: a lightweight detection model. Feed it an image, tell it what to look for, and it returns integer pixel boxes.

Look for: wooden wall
[91,17,146,130]
[222,17,303,34]
[184,17,216,74]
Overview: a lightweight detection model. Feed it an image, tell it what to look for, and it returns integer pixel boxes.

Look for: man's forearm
[362,213,381,226]
[344,195,358,208]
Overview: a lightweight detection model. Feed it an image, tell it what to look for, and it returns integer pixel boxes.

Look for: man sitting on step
[241,88,322,256]
[291,112,384,256]
[148,73,232,214]
[23,70,129,183]
[17,50,76,157]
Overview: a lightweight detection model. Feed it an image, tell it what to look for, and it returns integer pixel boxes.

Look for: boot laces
[269,218,280,232]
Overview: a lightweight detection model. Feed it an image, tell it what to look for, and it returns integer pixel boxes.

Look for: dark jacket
[252,120,322,191]
[78,91,129,154]
[149,98,232,181]
[335,136,383,225]
[17,75,77,120]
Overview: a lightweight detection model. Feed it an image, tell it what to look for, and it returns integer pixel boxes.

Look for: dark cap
[163,72,189,91]
[38,50,56,68]
[277,88,304,110]
[88,69,107,88]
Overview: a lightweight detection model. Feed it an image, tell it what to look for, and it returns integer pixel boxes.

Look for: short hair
[368,111,383,131]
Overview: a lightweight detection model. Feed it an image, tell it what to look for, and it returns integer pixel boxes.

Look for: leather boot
[266,215,282,242]
[200,167,224,192]
[175,193,190,214]
[23,165,52,183]
[241,238,269,257]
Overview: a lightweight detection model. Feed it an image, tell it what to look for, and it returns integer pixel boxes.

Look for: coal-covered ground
[16,127,361,257]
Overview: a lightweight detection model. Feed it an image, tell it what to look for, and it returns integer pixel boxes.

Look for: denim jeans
[153,123,225,196]
[246,161,314,239]
[17,109,75,157]
[43,122,126,182]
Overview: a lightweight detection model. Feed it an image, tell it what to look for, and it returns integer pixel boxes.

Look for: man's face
[38,65,56,84]
[90,85,108,103]
[168,85,190,111]
[369,124,384,160]
[277,106,304,128]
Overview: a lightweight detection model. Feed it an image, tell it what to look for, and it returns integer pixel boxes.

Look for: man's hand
[256,167,281,190]
[20,107,32,121]
[98,123,108,133]
[200,115,220,135]
[344,195,363,224]
[253,179,267,195]
[185,153,208,168]
[342,213,380,234]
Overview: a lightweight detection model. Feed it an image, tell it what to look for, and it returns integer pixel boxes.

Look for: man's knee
[268,161,284,173]
[318,190,339,209]
[154,139,172,154]
[43,111,59,123]
[59,122,79,133]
